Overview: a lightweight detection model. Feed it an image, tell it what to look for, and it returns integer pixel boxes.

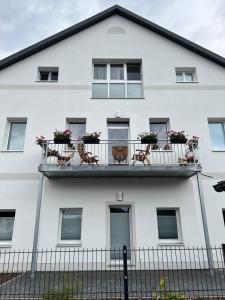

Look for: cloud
[0,0,224,59]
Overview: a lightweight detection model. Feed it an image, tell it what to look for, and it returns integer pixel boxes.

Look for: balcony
[38,140,201,178]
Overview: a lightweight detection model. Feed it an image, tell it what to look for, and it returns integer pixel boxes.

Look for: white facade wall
[0,15,225,250]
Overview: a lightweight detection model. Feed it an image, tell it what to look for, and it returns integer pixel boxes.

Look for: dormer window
[92,61,143,99]
[38,67,59,81]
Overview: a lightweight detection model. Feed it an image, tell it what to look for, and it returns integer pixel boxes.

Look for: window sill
[56,242,82,248]
[176,81,198,83]
[0,242,12,248]
[211,149,225,152]
[91,98,145,100]
[35,80,58,83]
[158,242,184,247]
[1,150,24,153]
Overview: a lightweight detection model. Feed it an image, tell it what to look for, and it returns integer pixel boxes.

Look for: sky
[0,0,225,60]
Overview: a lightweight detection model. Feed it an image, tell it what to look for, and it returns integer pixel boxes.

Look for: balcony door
[110,206,131,259]
[107,122,129,164]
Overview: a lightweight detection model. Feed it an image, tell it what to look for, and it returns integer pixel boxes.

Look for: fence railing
[0,246,224,299]
[40,140,200,167]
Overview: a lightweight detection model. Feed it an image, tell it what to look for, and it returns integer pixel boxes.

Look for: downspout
[196,172,214,275]
[31,172,44,278]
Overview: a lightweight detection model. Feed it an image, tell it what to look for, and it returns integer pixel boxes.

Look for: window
[157,209,181,241]
[208,122,225,150]
[60,208,82,241]
[38,67,58,81]
[0,211,15,241]
[7,121,27,151]
[67,121,86,140]
[150,121,169,149]
[92,62,143,99]
[175,68,196,82]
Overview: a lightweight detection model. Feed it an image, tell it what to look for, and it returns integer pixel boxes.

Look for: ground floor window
[60,208,82,241]
[157,209,181,241]
[0,211,15,241]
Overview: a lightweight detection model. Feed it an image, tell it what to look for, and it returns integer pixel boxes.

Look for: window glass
[150,123,168,141]
[127,83,142,98]
[51,71,58,81]
[176,72,183,81]
[92,83,108,98]
[61,208,82,240]
[157,209,178,239]
[94,64,107,80]
[109,83,125,98]
[209,122,225,150]
[110,64,124,80]
[0,211,15,241]
[7,122,26,150]
[185,72,193,81]
[40,71,49,81]
[127,63,141,80]
[68,123,86,139]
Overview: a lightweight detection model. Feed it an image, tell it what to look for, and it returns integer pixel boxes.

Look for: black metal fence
[0,246,225,299]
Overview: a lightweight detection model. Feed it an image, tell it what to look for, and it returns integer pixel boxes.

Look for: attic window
[175,68,197,83]
[38,67,59,81]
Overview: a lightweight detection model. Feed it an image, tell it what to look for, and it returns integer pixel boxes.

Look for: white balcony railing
[40,140,200,168]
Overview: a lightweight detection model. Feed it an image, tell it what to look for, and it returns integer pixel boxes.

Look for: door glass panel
[110,207,131,259]
[108,124,129,164]
[150,123,168,149]
[68,123,86,140]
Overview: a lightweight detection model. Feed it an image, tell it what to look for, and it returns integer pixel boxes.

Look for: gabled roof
[0,5,225,70]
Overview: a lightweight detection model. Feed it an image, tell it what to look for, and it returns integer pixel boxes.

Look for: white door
[108,123,129,164]
[110,206,131,259]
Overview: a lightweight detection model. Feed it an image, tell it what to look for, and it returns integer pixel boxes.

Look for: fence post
[123,245,129,300]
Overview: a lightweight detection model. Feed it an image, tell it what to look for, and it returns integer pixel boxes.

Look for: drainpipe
[196,172,214,275]
[30,173,44,278]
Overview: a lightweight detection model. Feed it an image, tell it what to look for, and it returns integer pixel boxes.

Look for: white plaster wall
[38,178,205,249]
[0,15,225,249]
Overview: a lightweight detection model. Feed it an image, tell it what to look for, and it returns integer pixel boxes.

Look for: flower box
[54,138,71,144]
[170,137,187,144]
[83,138,100,144]
[141,137,158,144]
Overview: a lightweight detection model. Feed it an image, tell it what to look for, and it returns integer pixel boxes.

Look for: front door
[110,206,131,259]
[108,123,129,164]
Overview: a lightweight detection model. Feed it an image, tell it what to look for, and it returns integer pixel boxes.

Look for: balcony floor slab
[39,164,201,178]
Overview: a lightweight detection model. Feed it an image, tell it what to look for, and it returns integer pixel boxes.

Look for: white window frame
[37,67,59,82]
[0,210,16,247]
[57,208,83,247]
[92,62,143,99]
[2,118,27,152]
[175,68,197,83]
[208,121,225,151]
[157,208,183,245]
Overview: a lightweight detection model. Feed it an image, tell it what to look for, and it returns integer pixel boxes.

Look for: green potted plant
[53,129,72,144]
[138,132,158,144]
[80,132,101,144]
[168,130,187,144]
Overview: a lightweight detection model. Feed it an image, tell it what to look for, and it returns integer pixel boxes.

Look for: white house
[0,5,225,257]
